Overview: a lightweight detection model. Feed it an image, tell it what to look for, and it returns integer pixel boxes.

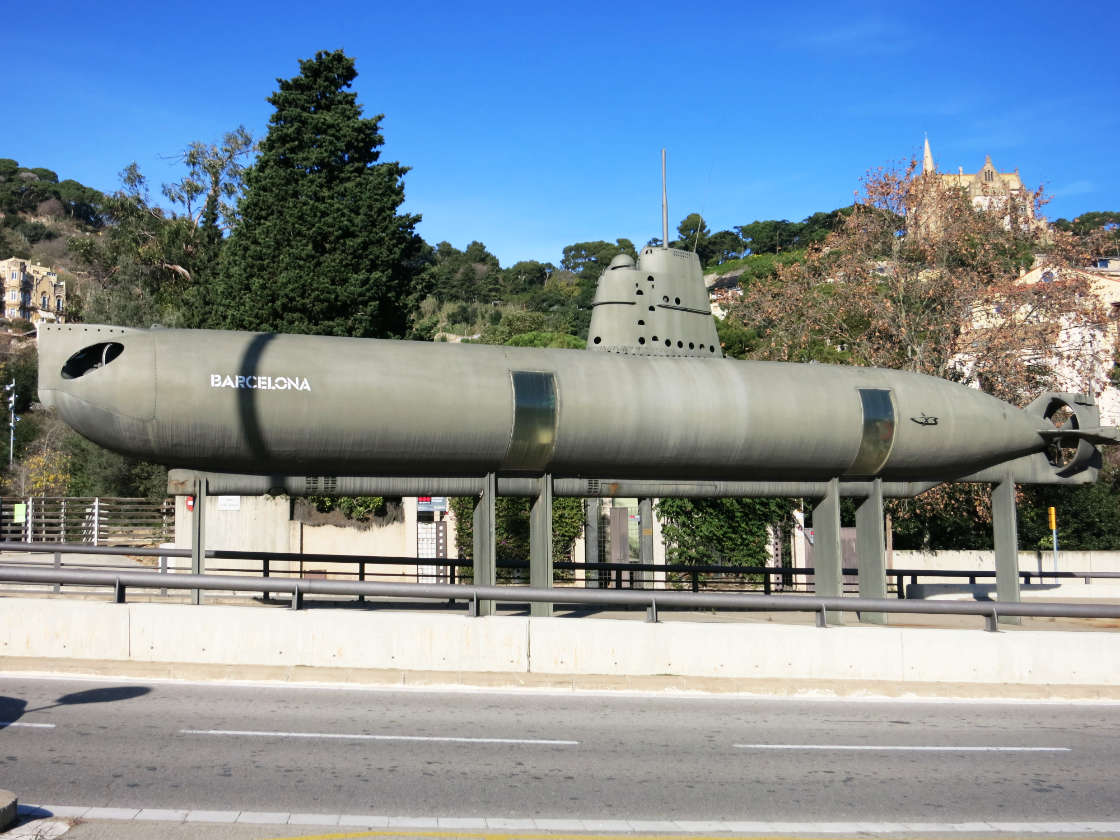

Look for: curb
[0,789,16,830]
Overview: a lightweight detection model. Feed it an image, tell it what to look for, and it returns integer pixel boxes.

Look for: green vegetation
[657,497,796,570]
[213,50,425,338]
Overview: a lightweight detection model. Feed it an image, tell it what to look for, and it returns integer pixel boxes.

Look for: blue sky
[7,0,1118,267]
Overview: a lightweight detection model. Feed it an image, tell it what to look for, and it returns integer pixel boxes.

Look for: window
[40,294,47,309]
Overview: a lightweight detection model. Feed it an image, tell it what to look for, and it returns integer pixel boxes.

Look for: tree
[706,229,744,265]
[68,164,206,327]
[214,50,425,338]
[1053,211,1120,260]
[734,160,1109,546]
[674,213,713,264]
[736,160,1102,403]
[560,239,637,282]
[162,127,255,239]
[419,240,502,304]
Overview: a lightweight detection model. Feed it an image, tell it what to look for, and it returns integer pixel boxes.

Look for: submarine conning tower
[586,246,723,358]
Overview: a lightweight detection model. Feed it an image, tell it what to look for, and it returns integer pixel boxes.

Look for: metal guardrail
[3,542,1119,597]
[1,564,1120,633]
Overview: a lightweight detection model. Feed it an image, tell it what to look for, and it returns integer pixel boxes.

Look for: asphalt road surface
[1,675,1118,833]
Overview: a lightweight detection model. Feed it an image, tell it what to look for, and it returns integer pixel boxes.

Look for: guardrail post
[646,599,658,623]
[262,557,270,602]
[357,560,365,603]
[159,553,167,597]
[291,583,303,610]
[472,473,496,616]
[856,479,886,624]
[812,478,844,624]
[53,550,61,594]
[985,606,999,632]
[530,474,553,617]
[992,475,1021,625]
[113,578,125,604]
[191,478,208,606]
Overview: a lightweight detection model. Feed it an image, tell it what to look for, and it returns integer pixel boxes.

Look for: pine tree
[214,50,424,337]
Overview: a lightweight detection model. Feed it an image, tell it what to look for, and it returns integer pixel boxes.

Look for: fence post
[24,497,32,543]
[93,497,100,547]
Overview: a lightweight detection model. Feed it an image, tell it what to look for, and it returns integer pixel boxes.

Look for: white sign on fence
[216,496,241,511]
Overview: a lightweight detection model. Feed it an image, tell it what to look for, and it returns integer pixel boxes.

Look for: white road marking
[0,721,55,729]
[735,743,1070,752]
[17,805,1120,834]
[180,728,578,745]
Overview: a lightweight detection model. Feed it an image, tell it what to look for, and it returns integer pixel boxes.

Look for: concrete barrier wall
[893,549,1120,574]
[2,599,1117,687]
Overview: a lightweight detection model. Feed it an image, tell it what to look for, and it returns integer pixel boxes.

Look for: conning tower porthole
[61,342,125,380]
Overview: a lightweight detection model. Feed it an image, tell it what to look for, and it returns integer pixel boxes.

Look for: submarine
[35,251,1117,490]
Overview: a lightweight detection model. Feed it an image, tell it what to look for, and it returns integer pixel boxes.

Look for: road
[1,675,1118,836]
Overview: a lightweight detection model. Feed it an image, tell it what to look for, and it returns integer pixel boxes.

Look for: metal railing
[0,498,173,545]
[1,563,1119,632]
[2,542,1118,599]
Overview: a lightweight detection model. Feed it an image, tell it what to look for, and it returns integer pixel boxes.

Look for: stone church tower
[915,137,1039,232]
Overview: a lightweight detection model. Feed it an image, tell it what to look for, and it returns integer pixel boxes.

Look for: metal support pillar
[584,498,600,588]
[472,472,497,616]
[855,478,886,624]
[812,478,843,623]
[638,497,654,588]
[992,476,1021,626]
[530,474,553,617]
[190,477,207,605]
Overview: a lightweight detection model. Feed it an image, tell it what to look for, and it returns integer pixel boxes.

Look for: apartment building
[0,256,66,326]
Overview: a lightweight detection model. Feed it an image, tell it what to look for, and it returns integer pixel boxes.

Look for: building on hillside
[0,257,66,326]
[1040,265,1120,426]
[957,261,1120,427]
[915,137,1041,233]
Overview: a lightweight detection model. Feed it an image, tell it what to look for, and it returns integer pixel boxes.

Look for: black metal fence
[1,541,1118,597]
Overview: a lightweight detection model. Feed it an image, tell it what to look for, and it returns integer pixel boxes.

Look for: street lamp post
[5,380,15,466]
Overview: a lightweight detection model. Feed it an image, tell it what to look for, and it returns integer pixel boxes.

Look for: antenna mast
[661,148,669,249]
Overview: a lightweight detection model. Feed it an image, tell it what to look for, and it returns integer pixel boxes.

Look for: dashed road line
[180,728,579,745]
[733,743,1070,752]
